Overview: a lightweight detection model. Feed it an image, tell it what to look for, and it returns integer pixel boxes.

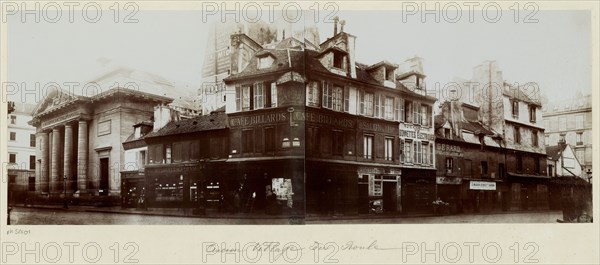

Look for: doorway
[100,158,109,195]
[520,186,529,210]
[382,182,397,212]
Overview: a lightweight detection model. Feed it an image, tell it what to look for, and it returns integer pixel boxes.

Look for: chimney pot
[333,16,339,35]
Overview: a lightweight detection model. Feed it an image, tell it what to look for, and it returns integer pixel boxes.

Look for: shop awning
[507,172,550,179]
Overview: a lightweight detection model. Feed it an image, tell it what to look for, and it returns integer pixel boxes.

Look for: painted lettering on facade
[358,121,397,134]
[305,111,354,128]
[400,129,435,141]
[229,113,287,127]
[436,143,463,157]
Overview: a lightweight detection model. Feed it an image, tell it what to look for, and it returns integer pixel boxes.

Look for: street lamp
[63,175,68,209]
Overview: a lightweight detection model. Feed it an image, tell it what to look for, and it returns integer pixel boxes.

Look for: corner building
[223,23,436,216]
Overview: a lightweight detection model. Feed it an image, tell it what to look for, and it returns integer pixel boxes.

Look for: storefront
[144,162,228,209]
[435,176,462,213]
[120,171,145,208]
[401,168,436,213]
[227,159,304,215]
[507,173,550,211]
[459,179,507,213]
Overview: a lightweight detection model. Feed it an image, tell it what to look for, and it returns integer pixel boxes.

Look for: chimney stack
[333,16,339,35]
[340,20,346,33]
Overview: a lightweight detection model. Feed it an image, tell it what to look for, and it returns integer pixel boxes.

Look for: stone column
[77,120,88,192]
[64,124,73,192]
[51,127,61,194]
[37,132,50,193]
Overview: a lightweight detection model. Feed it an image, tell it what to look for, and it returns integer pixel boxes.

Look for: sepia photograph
[1,1,598,264]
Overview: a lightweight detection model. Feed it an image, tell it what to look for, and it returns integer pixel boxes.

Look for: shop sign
[469,181,496,190]
[436,143,463,157]
[400,129,435,141]
[436,176,462,185]
[229,112,287,127]
[304,111,354,128]
[358,121,397,134]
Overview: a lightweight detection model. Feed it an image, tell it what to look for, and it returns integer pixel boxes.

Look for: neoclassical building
[28,69,197,202]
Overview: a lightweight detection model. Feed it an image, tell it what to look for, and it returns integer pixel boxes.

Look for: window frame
[363,134,374,159]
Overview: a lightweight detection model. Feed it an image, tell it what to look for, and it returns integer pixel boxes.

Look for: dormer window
[385,68,394,81]
[134,127,141,139]
[257,55,274,69]
[333,53,344,68]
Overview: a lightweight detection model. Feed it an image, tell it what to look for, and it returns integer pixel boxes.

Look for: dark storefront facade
[434,101,550,214]
[142,112,229,210]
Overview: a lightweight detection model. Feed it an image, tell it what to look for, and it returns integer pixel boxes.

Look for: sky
[5,8,592,106]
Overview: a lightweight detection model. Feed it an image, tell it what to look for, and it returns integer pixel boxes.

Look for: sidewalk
[10,203,559,221]
[10,203,300,220]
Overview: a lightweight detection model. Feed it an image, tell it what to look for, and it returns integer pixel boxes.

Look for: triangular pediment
[32,86,81,117]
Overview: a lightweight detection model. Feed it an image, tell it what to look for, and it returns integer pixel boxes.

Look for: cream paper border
[1,1,598,264]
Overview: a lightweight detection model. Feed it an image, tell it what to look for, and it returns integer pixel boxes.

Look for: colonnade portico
[36,119,89,197]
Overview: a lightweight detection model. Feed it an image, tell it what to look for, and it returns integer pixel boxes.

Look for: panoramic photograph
[4,4,593,226]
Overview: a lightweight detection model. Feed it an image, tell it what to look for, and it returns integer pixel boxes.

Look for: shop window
[332,130,343,155]
[363,135,374,159]
[154,175,184,202]
[384,137,393,161]
[242,130,254,154]
[369,175,383,196]
[30,134,36,147]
